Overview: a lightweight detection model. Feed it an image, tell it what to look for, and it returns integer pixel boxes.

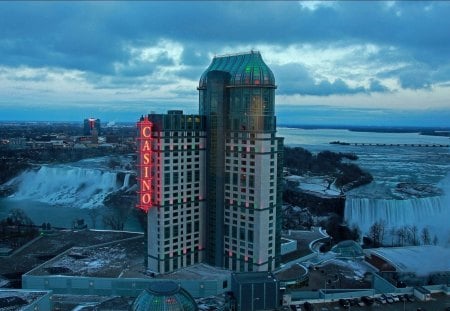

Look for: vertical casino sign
[136,116,152,212]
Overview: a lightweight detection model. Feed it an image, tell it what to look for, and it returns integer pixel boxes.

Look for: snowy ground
[286,175,342,197]
[323,258,371,280]
[0,290,48,310]
[31,236,144,278]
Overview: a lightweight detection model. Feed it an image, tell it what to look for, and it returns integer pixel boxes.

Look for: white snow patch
[286,175,341,197]
[325,258,370,280]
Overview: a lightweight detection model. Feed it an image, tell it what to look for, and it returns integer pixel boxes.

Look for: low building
[365,245,450,287]
[231,272,279,311]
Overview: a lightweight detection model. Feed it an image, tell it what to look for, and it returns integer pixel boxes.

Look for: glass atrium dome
[330,240,364,258]
[132,281,198,311]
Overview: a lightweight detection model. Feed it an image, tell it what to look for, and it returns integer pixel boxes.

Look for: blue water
[278,127,450,198]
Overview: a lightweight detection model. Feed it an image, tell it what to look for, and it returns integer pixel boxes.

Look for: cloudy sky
[1,1,449,127]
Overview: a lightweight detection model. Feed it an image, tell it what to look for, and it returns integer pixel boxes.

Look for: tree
[396,226,409,246]
[88,208,101,229]
[4,208,37,237]
[389,226,397,246]
[432,235,439,246]
[350,224,361,242]
[421,227,431,245]
[7,208,33,227]
[368,220,386,247]
[408,225,419,246]
[102,206,131,231]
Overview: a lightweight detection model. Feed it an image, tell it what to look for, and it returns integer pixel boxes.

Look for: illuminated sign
[136,116,153,212]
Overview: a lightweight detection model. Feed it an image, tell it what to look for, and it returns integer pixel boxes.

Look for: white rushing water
[345,173,450,246]
[7,165,130,209]
[345,196,450,244]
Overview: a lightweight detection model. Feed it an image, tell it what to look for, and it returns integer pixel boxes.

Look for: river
[1,128,449,241]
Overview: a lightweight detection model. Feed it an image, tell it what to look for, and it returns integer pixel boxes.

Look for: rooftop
[232,271,277,284]
[25,231,231,281]
[0,229,142,284]
[132,281,197,311]
[365,245,450,275]
[0,290,50,311]
[199,50,275,88]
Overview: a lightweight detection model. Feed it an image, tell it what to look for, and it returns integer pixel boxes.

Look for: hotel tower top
[198,50,276,88]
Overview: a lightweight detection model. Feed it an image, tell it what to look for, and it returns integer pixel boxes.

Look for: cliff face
[283,188,345,217]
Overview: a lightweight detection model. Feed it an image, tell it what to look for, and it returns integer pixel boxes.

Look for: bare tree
[396,226,408,246]
[421,227,431,245]
[88,208,101,229]
[102,207,131,231]
[432,234,439,246]
[350,224,361,242]
[389,226,397,246]
[369,220,386,247]
[408,225,419,246]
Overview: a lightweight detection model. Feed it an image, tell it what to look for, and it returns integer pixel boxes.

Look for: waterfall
[345,196,450,246]
[9,165,122,208]
[122,173,131,188]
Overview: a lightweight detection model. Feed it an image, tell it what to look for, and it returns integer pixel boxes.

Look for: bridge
[330,141,450,147]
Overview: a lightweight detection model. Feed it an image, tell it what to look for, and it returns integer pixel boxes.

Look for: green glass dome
[199,51,275,88]
[132,281,198,311]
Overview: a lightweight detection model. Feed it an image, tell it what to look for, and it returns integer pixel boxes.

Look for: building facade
[84,118,101,136]
[198,51,283,272]
[139,111,207,274]
[137,51,283,274]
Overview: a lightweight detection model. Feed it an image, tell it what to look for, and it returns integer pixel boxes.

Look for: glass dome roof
[331,240,364,258]
[132,281,198,311]
[199,51,275,88]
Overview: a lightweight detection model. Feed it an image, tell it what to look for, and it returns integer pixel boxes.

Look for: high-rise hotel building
[137,51,283,274]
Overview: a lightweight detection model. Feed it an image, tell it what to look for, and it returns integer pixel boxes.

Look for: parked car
[382,294,394,304]
[339,299,350,309]
[352,298,361,306]
[362,296,374,305]
[398,294,407,302]
[391,294,400,303]
[303,301,314,311]
[406,294,416,302]
[375,296,386,304]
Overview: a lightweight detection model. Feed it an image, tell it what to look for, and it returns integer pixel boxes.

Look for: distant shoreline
[278,124,450,136]
[1,121,449,136]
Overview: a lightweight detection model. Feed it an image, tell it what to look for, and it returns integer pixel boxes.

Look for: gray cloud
[1,0,450,122]
[369,79,389,93]
[274,63,374,96]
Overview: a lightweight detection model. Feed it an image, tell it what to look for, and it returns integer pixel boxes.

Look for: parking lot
[285,293,450,311]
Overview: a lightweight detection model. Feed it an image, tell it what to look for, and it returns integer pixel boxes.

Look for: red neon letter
[136,117,153,212]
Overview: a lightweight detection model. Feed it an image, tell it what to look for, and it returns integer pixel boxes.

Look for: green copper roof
[199,51,275,88]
